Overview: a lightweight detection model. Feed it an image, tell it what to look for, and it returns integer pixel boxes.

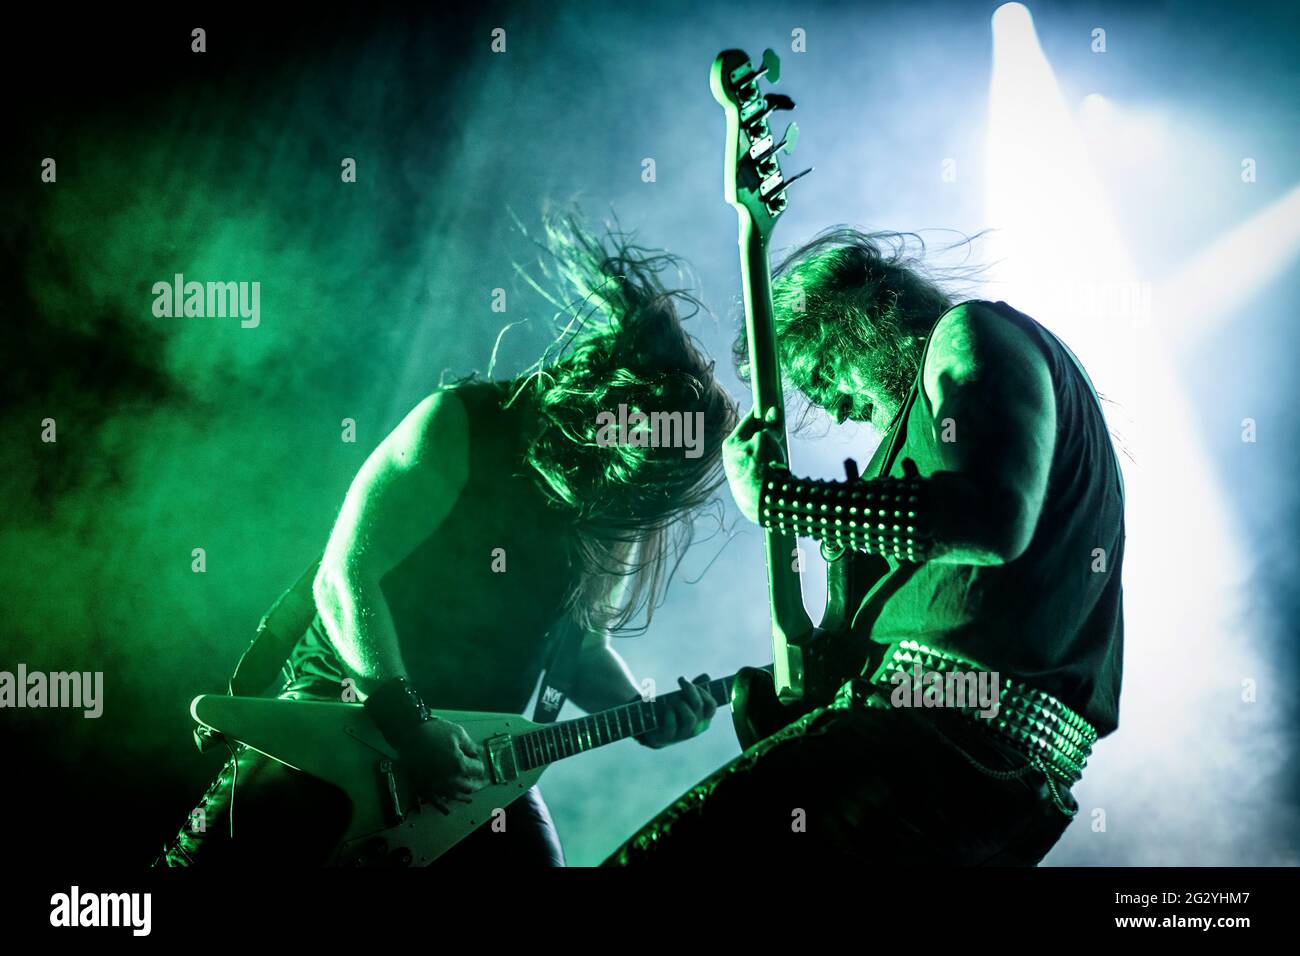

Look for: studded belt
[834,639,1098,788]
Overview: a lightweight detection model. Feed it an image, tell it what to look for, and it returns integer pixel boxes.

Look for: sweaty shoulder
[385,388,470,485]
[922,301,1052,410]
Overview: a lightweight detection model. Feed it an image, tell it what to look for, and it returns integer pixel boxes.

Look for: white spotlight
[983,0,1270,866]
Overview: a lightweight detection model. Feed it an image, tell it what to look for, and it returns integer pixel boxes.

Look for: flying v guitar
[190,673,738,866]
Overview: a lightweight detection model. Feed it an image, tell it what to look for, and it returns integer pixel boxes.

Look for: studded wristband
[759,471,934,562]
[363,676,433,748]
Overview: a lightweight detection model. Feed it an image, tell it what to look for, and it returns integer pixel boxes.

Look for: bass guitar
[711,48,891,749]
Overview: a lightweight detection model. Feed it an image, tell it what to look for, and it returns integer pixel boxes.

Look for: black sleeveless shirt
[840,300,1125,737]
[286,382,582,713]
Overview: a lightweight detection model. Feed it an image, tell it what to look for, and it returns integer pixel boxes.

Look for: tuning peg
[779,121,800,155]
[766,166,813,202]
[762,48,781,83]
[747,121,801,164]
[765,93,795,112]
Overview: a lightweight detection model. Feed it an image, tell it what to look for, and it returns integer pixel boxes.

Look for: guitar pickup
[484,734,519,784]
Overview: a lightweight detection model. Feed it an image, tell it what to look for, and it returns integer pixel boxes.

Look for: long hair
[511,211,738,635]
[734,228,974,414]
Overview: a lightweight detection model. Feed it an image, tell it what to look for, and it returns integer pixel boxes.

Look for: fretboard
[513,675,734,771]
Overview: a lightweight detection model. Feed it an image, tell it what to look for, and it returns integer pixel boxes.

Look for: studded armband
[759,471,934,562]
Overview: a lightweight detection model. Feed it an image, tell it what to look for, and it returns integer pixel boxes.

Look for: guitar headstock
[710,48,811,240]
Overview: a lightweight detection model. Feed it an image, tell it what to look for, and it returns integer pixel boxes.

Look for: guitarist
[157,215,732,867]
[607,230,1125,866]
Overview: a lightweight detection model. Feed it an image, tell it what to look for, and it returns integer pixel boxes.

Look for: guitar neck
[513,675,735,771]
[738,223,814,697]
[713,46,816,702]
[740,223,787,433]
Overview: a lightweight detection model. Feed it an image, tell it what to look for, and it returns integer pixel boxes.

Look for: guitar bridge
[377,759,406,826]
[484,734,519,784]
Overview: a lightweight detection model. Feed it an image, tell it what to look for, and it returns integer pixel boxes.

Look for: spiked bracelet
[363,676,433,749]
[759,471,934,562]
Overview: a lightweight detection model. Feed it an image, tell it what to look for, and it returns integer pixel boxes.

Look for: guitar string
[516,679,729,768]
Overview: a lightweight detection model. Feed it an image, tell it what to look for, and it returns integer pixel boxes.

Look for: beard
[862,329,927,411]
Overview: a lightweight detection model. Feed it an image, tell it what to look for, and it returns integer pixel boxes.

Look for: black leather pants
[605,701,1076,867]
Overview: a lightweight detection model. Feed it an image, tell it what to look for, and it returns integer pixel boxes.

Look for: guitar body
[730,633,857,749]
[731,545,894,749]
[731,667,803,750]
[190,695,544,866]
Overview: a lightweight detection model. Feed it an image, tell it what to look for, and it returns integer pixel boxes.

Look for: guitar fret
[516,675,738,771]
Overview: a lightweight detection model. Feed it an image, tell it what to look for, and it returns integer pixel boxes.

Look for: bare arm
[567,630,641,713]
[726,302,1056,567]
[313,390,469,695]
[921,302,1056,565]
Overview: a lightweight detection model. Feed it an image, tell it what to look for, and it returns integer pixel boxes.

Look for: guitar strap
[531,616,585,724]
[228,557,323,697]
